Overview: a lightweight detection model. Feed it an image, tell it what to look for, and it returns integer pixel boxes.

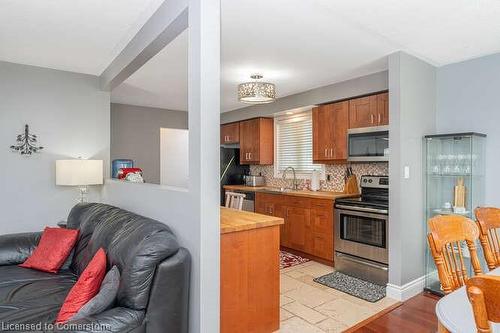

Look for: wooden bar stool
[224,192,246,210]
[427,215,483,294]
[475,207,500,270]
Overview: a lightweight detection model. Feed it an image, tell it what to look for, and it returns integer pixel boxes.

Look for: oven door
[335,207,388,264]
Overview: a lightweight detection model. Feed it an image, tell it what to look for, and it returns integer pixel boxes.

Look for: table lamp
[56,159,103,203]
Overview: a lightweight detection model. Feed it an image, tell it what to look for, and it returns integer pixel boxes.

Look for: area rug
[280,251,309,269]
[313,271,386,302]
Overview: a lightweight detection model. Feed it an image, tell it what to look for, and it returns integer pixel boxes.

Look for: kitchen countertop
[223,185,360,200]
[220,207,284,234]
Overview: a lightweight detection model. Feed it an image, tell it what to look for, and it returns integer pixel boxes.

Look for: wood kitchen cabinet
[239,117,274,165]
[256,193,335,263]
[255,193,288,247]
[220,122,239,144]
[285,206,311,253]
[310,199,334,261]
[312,101,349,163]
[348,92,388,128]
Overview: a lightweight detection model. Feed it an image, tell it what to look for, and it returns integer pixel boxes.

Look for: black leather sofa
[0,203,190,333]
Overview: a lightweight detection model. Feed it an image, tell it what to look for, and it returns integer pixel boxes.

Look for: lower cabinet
[256,193,334,262]
[285,206,311,253]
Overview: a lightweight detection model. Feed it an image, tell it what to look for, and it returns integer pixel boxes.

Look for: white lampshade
[56,160,103,186]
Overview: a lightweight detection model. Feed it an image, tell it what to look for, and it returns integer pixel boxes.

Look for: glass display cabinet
[424,132,486,295]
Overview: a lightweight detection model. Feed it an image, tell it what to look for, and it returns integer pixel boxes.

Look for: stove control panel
[360,175,389,189]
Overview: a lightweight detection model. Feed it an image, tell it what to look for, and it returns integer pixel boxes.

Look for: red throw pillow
[56,248,107,324]
[19,227,79,273]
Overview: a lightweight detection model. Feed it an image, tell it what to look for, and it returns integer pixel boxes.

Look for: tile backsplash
[250,163,388,192]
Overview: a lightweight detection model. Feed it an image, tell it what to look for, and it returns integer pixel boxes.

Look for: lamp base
[78,186,89,203]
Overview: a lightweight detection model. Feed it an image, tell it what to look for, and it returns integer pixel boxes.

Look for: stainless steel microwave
[347,126,389,162]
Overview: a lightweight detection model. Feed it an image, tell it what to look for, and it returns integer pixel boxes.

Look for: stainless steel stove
[334,175,389,285]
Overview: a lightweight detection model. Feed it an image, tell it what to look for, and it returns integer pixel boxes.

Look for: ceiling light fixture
[238,74,276,104]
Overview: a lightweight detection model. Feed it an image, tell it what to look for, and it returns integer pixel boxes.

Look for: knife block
[344,175,360,195]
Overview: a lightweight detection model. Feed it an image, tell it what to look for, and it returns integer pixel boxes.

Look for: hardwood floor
[348,293,440,333]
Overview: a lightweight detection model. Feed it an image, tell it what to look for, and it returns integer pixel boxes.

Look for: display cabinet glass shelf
[424,132,486,295]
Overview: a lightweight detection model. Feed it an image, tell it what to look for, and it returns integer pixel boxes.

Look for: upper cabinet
[239,117,274,165]
[312,101,349,163]
[221,122,240,144]
[348,92,388,129]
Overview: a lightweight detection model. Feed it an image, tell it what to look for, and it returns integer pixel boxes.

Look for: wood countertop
[223,185,360,200]
[220,207,284,234]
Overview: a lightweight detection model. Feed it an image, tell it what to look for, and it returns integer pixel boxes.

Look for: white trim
[386,275,425,301]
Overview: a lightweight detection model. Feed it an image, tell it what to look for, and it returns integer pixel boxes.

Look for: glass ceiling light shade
[238,74,276,104]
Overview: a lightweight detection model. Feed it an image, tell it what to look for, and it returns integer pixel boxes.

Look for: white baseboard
[386,275,426,301]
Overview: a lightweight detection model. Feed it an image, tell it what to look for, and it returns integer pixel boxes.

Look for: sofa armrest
[145,248,191,333]
[0,232,41,266]
[48,307,145,333]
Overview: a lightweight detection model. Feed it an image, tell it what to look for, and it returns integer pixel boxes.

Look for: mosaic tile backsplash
[250,163,388,192]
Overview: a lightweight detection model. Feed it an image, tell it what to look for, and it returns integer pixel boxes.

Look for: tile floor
[275,260,398,333]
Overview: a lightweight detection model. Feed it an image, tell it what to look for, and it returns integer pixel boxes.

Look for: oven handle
[336,253,388,271]
[335,204,388,214]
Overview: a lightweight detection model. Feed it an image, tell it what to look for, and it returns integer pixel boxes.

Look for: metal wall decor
[10,124,44,155]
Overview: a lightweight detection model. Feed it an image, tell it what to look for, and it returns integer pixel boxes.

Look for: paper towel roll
[311,170,320,191]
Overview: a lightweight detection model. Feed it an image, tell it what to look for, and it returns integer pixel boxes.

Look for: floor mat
[280,251,310,269]
[313,271,386,302]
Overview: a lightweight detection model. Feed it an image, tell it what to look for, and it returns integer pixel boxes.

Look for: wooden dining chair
[466,275,500,333]
[427,215,483,294]
[475,207,500,270]
[224,192,246,210]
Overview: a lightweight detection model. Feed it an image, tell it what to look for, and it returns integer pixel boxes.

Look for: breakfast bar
[220,207,284,333]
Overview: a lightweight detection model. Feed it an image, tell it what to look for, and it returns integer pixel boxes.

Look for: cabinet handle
[330,148,333,158]
[370,114,374,124]
[245,153,248,160]
[249,152,252,160]
[378,114,381,124]
[324,148,328,157]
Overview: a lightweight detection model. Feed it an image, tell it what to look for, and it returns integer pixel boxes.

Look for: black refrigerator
[220,147,249,205]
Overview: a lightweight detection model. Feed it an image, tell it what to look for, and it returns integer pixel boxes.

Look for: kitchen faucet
[282,166,299,190]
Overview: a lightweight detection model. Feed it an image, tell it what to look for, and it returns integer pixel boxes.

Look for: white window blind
[275,111,322,176]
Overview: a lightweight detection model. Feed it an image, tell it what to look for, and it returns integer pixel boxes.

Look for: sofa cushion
[0,265,76,325]
[19,227,79,273]
[72,265,120,321]
[66,203,180,310]
[56,248,107,323]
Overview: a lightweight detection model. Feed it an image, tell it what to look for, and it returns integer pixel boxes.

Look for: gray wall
[221,71,388,123]
[436,53,500,206]
[111,103,188,184]
[0,61,110,234]
[388,52,437,288]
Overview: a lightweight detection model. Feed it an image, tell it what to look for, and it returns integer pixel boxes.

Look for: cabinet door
[239,119,259,163]
[310,201,333,260]
[285,206,311,252]
[312,105,334,162]
[376,92,389,125]
[221,123,240,144]
[349,95,377,128]
[256,193,287,246]
[331,101,349,160]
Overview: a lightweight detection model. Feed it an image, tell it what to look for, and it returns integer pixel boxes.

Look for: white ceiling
[0,0,164,75]
[111,30,188,111]
[2,0,500,112]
